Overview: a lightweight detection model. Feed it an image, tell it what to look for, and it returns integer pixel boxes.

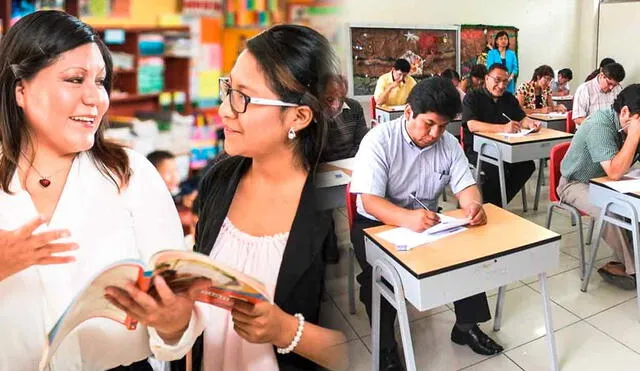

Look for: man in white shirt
[573,62,625,126]
[350,77,503,370]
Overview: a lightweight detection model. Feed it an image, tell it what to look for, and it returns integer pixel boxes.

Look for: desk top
[318,158,354,176]
[364,204,560,279]
[474,127,573,146]
[590,176,640,197]
[528,113,568,121]
[552,95,573,101]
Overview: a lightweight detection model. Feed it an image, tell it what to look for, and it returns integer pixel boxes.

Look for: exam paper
[501,128,534,138]
[376,214,470,251]
[326,158,354,171]
[545,112,567,118]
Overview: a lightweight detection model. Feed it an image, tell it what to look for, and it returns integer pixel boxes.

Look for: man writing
[462,63,541,207]
[373,58,417,107]
[351,77,503,370]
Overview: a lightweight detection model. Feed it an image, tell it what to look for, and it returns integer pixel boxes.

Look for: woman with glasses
[485,31,518,94]
[113,24,348,371]
[516,65,567,115]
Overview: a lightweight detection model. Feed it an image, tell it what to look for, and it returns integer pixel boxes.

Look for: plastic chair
[345,183,357,314]
[369,96,376,123]
[545,142,595,279]
[565,110,576,133]
[460,126,528,210]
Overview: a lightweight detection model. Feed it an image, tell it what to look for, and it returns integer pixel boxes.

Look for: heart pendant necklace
[26,163,72,188]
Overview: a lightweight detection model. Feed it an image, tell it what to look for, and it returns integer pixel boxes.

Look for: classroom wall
[597,1,640,84]
[341,0,589,96]
[82,0,180,26]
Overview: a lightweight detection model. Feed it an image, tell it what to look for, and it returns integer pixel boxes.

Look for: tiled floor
[318,168,640,370]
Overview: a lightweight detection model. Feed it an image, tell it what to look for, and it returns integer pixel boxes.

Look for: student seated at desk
[350,77,504,370]
[374,58,417,107]
[558,85,640,290]
[441,68,465,102]
[320,74,368,263]
[573,62,625,127]
[462,63,541,207]
[516,65,567,114]
[551,68,572,97]
[459,64,487,94]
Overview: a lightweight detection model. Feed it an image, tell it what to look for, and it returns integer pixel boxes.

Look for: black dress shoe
[380,346,404,371]
[451,325,504,355]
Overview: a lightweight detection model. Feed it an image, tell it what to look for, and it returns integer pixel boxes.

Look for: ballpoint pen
[408,193,444,223]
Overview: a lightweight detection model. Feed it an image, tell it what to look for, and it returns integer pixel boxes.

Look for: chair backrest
[565,110,575,133]
[549,141,571,202]
[345,183,357,229]
[369,96,376,123]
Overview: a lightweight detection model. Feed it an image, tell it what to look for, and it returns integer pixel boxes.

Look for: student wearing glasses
[573,62,625,127]
[461,63,541,207]
[109,25,348,371]
[516,65,567,115]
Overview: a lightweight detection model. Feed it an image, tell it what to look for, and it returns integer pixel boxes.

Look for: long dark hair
[0,10,130,192]
[246,24,339,173]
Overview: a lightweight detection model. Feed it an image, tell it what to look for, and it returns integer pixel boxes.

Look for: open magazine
[39,250,269,370]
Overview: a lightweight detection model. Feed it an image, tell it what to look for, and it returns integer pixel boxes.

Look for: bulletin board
[460,24,519,78]
[347,24,460,97]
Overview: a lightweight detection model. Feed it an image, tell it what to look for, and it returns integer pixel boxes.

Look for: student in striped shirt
[558,85,640,290]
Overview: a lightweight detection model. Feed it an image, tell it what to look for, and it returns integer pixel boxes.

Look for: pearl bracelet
[277,313,305,354]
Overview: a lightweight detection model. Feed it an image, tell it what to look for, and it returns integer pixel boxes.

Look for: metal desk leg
[476,142,507,208]
[581,199,640,318]
[493,285,506,332]
[372,258,416,371]
[534,158,545,211]
[539,272,559,371]
[348,247,356,314]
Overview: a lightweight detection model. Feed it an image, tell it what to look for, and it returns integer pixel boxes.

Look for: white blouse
[150,217,289,371]
[0,150,184,371]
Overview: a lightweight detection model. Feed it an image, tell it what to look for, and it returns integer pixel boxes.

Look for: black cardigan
[171,156,330,371]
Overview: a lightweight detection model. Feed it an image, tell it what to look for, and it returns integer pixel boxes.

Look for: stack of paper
[502,128,534,138]
[376,214,470,251]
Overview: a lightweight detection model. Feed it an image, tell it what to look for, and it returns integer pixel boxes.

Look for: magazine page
[39,261,144,371]
[149,250,271,310]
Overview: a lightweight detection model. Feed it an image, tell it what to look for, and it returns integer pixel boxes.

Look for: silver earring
[288,127,296,140]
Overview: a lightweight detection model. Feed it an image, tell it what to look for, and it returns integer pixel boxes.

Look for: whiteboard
[598,1,640,84]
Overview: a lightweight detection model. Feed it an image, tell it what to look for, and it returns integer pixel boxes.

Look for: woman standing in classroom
[486,31,519,94]
[109,25,349,371]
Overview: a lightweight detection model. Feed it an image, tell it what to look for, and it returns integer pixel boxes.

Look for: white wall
[340,0,590,95]
[598,1,640,84]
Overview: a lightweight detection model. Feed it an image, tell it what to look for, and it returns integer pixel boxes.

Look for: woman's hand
[0,217,77,281]
[105,275,210,342]
[231,299,298,348]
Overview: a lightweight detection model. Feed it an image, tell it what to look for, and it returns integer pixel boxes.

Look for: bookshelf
[93,26,192,116]
[0,0,79,36]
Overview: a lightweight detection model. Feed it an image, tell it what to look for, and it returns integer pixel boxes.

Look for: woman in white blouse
[108,25,349,371]
[0,11,186,370]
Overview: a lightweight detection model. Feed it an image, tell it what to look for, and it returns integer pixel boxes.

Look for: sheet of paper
[546,112,567,118]
[552,95,573,100]
[376,215,469,251]
[424,214,470,234]
[316,170,350,188]
[501,128,534,138]
[604,178,640,193]
[326,157,354,171]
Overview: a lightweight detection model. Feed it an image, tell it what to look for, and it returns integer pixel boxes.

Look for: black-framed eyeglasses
[486,74,509,86]
[219,77,299,114]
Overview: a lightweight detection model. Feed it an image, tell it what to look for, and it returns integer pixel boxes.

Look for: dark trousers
[466,150,536,207]
[351,215,492,350]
